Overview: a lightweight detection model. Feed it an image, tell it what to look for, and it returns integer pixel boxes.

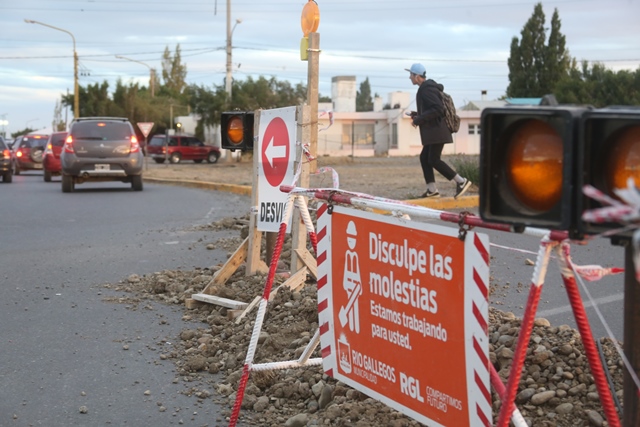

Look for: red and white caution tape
[582,180,640,285]
[582,181,640,224]
[318,109,334,131]
[571,264,624,282]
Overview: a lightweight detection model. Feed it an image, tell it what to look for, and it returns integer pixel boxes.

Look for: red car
[147,134,220,164]
[12,134,49,174]
[42,131,68,182]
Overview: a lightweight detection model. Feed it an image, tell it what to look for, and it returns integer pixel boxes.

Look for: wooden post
[291,106,310,272]
[291,33,319,272]
[307,32,319,174]
[265,232,277,266]
[246,110,267,275]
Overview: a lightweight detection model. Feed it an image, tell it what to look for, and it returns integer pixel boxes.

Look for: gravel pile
[108,216,625,427]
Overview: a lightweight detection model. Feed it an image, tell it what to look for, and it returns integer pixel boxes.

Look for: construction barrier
[225,184,640,426]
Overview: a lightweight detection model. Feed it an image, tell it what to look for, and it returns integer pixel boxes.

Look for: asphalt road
[0,172,250,427]
[476,223,626,340]
[0,170,629,426]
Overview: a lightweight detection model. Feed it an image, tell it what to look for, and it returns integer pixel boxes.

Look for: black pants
[420,143,456,185]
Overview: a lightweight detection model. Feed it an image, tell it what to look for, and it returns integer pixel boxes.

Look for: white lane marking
[536,292,624,317]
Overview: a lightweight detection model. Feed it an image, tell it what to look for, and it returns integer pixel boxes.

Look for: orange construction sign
[317,204,492,427]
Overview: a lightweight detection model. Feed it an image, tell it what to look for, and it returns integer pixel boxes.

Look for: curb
[404,195,479,210]
[143,177,252,196]
[143,177,479,209]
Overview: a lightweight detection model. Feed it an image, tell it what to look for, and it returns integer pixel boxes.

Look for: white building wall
[331,76,356,113]
[388,91,412,110]
[315,92,481,157]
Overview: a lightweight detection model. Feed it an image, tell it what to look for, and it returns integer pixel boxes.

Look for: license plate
[95,164,110,171]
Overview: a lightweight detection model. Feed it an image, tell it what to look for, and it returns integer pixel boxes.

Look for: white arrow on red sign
[137,122,154,138]
[261,117,290,187]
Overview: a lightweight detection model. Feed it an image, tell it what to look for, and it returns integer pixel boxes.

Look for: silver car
[60,117,144,192]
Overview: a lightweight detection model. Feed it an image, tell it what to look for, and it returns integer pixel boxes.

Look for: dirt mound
[107,216,624,427]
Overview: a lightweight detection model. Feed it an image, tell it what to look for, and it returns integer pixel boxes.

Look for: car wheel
[62,174,74,193]
[2,171,12,183]
[194,159,203,164]
[13,162,20,175]
[153,158,165,164]
[169,153,181,164]
[207,151,220,164]
[131,175,143,191]
[44,170,52,182]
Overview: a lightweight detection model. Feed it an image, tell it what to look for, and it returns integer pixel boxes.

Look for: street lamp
[226,0,242,101]
[24,19,79,119]
[115,55,156,97]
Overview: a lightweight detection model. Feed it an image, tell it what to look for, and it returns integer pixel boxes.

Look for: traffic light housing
[221,111,254,151]
[577,107,640,239]
[480,106,587,235]
[480,105,640,241]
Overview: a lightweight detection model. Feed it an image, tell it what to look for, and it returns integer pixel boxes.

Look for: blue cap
[405,63,426,77]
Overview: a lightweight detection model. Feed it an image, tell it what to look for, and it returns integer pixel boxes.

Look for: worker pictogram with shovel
[339,221,362,333]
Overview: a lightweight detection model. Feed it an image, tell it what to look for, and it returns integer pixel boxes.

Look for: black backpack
[439,91,461,134]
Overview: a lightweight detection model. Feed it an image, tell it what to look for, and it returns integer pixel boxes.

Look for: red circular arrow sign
[261,117,290,187]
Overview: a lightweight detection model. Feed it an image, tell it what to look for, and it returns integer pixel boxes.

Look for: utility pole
[224,0,242,163]
[225,2,241,102]
[225,0,231,99]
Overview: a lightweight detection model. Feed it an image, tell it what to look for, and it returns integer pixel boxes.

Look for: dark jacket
[412,79,453,145]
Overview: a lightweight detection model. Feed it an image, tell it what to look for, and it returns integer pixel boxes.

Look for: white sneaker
[455,179,471,199]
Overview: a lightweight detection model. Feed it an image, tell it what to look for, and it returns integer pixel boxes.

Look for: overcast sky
[1,0,639,136]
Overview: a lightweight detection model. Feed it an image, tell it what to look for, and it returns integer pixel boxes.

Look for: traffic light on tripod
[221,111,254,151]
[479,105,640,240]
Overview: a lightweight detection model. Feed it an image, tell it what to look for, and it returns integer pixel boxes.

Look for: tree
[185,83,227,128]
[230,76,306,111]
[356,77,373,112]
[554,61,640,107]
[187,76,308,128]
[161,45,188,97]
[543,9,570,93]
[506,3,570,97]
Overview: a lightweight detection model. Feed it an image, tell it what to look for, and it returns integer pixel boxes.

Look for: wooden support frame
[186,105,313,313]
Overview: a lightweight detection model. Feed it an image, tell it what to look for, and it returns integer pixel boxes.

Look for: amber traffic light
[221,111,254,151]
[479,106,587,234]
[577,107,640,239]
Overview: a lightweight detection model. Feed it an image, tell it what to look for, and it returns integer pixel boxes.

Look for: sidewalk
[141,155,479,210]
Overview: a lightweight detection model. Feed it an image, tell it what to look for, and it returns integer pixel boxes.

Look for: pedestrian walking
[406,63,471,199]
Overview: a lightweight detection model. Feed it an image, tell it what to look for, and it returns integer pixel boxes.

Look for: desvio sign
[317,205,492,427]
[257,106,296,233]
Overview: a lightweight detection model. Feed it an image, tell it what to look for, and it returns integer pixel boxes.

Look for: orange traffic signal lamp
[480,104,640,241]
[577,107,640,241]
[221,111,254,151]
[480,106,587,236]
